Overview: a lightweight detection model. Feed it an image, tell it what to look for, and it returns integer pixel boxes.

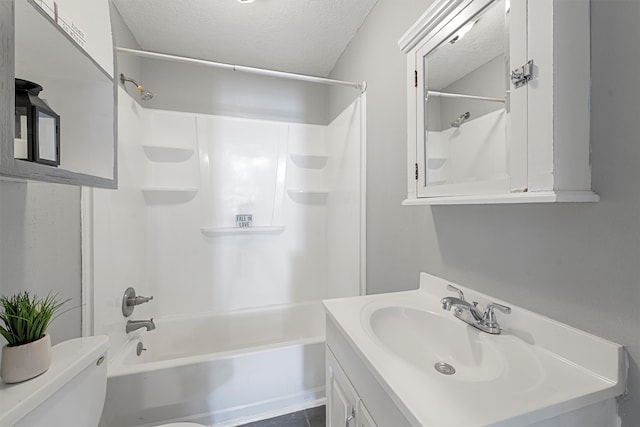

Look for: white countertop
[323,272,625,427]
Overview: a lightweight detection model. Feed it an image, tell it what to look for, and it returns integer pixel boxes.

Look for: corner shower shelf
[289,154,328,169]
[287,190,329,205]
[200,226,285,236]
[142,145,195,162]
[141,187,198,204]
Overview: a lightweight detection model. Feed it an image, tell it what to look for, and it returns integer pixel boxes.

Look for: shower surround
[86,87,365,426]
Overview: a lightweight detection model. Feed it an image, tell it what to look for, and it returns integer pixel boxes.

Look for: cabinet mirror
[419,0,509,197]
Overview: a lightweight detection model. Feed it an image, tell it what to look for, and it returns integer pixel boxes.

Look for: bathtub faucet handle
[122,287,154,317]
[128,295,154,306]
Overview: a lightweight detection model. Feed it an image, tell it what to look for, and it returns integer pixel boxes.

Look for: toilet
[0,335,205,427]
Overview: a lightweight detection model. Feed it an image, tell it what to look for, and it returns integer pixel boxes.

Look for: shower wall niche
[89,87,365,355]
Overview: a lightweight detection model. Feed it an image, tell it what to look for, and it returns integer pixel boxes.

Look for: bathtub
[99,301,326,427]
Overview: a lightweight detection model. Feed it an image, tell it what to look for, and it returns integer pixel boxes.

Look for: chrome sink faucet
[126,318,156,333]
[441,285,511,334]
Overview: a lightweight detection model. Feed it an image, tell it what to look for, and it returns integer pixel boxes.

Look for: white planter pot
[1,334,52,384]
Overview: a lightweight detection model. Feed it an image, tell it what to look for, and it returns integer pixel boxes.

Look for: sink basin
[324,273,625,426]
[365,306,506,382]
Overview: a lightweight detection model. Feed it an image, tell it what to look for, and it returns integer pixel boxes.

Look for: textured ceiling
[112,0,378,77]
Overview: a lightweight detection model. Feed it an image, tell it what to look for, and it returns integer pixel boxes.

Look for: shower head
[119,73,154,101]
[451,111,471,128]
[139,89,154,101]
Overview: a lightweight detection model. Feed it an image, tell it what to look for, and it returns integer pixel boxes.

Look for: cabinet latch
[510,59,534,88]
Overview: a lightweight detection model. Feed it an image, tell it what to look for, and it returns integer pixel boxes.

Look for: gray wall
[139,58,331,125]
[330,0,640,424]
[330,0,435,295]
[110,1,142,93]
[111,0,332,126]
[0,181,82,346]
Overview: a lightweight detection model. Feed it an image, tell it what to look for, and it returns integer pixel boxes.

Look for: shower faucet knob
[122,287,154,317]
[128,295,154,306]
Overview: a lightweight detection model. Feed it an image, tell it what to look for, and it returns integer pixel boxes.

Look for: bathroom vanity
[323,273,625,426]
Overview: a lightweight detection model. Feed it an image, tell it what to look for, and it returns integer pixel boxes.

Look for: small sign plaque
[236,214,253,228]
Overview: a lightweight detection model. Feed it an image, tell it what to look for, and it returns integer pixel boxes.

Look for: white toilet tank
[0,335,109,427]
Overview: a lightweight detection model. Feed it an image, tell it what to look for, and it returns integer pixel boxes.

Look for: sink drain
[434,362,456,375]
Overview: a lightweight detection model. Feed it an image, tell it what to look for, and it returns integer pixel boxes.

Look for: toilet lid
[158,424,206,427]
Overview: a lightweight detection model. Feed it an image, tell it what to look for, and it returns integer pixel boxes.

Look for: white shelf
[287,190,329,205]
[402,191,600,206]
[142,145,195,162]
[141,187,198,204]
[200,226,285,236]
[289,154,328,169]
[1,0,116,188]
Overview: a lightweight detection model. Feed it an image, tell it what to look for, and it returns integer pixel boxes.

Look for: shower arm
[119,73,144,91]
[426,90,505,104]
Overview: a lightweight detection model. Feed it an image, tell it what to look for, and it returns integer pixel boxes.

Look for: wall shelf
[0,0,116,188]
[289,154,328,169]
[141,187,198,204]
[200,226,285,237]
[287,190,329,205]
[142,145,195,163]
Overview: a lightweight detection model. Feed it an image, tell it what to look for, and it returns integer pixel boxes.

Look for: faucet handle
[486,302,511,314]
[128,295,154,306]
[483,302,511,328]
[446,284,465,301]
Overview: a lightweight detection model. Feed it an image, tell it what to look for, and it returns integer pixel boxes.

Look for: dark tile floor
[237,405,326,427]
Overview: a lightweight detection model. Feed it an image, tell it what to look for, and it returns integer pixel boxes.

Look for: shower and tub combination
[102,302,325,426]
[86,55,365,426]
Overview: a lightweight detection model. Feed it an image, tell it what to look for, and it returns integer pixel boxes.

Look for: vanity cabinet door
[327,350,358,427]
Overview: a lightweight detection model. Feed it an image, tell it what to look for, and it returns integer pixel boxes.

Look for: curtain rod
[116,47,367,92]
[427,90,505,104]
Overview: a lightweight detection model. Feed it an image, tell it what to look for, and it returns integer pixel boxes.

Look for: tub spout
[126,318,156,333]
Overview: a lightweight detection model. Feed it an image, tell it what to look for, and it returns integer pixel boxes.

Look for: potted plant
[0,292,69,383]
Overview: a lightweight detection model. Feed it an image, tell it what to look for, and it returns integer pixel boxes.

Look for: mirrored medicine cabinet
[399,0,598,205]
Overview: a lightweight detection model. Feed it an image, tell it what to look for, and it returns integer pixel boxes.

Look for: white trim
[359,93,367,297]
[80,187,94,337]
[398,0,471,52]
[402,191,599,206]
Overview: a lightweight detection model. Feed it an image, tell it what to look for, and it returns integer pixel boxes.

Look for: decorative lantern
[14,78,60,166]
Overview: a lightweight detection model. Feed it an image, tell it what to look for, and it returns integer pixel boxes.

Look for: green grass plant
[0,292,70,347]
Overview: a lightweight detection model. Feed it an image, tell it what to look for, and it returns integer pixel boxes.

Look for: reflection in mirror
[423,0,508,188]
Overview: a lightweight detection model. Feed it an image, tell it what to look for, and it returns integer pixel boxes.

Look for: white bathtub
[99,302,326,427]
